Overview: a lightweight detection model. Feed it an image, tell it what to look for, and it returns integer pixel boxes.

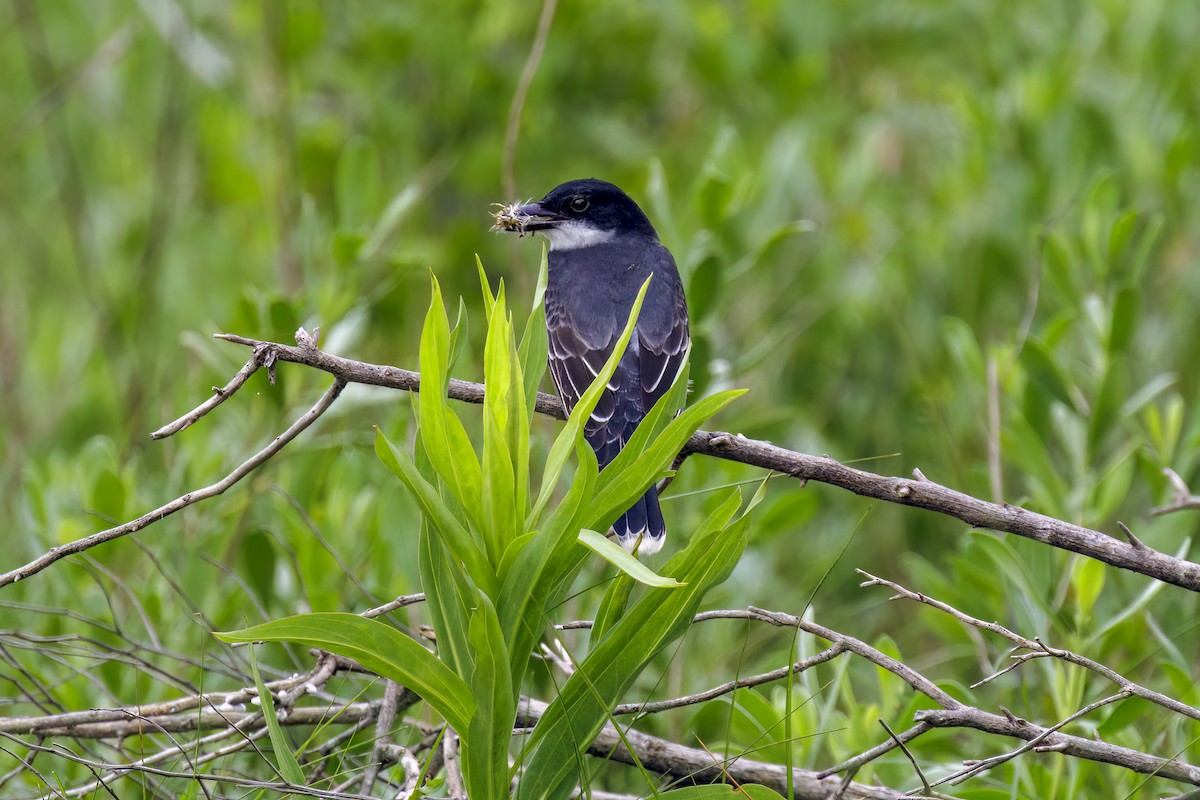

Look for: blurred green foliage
[3,0,1200,797]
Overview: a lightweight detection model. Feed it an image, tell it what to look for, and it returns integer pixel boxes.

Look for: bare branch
[916,701,1200,785]
[738,607,961,708]
[816,723,931,779]
[878,719,941,799]
[516,697,908,800]
[149,350,261,439]
[613,645,844,716]
[935,692,1130,787]
[0,378,346,589]
[1151,468,1200,516]
[857,570,1200,723]
[202,333,1200,593]
[359,680,404,795]
[362,594,427,619]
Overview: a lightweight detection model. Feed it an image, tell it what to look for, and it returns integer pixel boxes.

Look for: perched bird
[498,179,689,554]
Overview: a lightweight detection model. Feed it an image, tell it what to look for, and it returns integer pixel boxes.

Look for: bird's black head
[511,179,658,251]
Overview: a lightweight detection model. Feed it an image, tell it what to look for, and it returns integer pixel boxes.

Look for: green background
[3,1,1200,797]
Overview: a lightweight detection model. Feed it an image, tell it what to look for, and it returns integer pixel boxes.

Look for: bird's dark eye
[568,196,590,213]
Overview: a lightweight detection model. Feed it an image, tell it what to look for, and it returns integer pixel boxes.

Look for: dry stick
[7,332,1199,592]
[8,615,1199,792]
[1151,468,1200,516]
[856,569,1200,722]
[515,697,907,800]
[0,376,346,589]
[150,350,268,438]
[362,593,427,618]
[738,606,1200,788]
[1,731,379,800]
[816,723,932,780]
[205,335,1200,593]
[916,703,1200,785]
[613,645,844,716]
[359,680,403,795]
[877,720,938,799]
[934,692,1131,787]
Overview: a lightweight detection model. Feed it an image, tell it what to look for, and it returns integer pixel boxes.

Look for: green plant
[217,264,750,799]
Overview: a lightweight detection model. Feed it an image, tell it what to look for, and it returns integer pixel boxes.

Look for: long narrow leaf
[518,248,550,422]
[249,646,306,785]
[419,277,485,528]
[215,614,474,735]
[588,388,746,530]
[577,529,683,588]
[482,282,518,562]
[464,596,515,800]
[613,349,692,462]
[419,520,476,676]
[590,571,634,647]
[530,277,653,524]
[499,440,598,684]
[517,490,748,800]
[376,430,498,597]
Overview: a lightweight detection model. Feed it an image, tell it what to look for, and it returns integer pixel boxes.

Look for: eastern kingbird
[499,179,689,554]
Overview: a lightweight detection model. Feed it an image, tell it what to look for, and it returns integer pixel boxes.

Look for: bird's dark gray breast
[545,238,684,350]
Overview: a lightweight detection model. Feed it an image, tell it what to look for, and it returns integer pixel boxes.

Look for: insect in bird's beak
[490,201,532,235]
[491,200,565,235]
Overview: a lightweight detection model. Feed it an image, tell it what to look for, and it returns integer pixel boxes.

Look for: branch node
[295,326,320,350]
[912,467,928,482]
[1117,521,1147,551]
[999,706,1027,726]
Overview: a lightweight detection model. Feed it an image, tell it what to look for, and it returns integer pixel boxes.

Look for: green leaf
[447,295,470,375]
[498,439,598,683]
[482,282,518,562]
[419,520,477,676]
[418,277,485,529]
[1089,444,1137,521]
[477,255,496,320]
[517,489,748,800]
[1107,210,1138,267]
[249,645,306,785]
[376,430,498,597]
[1070,556,1105,619]
[241,530,277,604]
[1097,695,1150,740]
[517,250,550,421]
[591,570,634,647]
[688,252,722,324]
[1041,231,1077,301]
[216,613,474,734]
[589,388,746,530]
[1121,372,1176,419]
[530,277,652,522]
[89,468,126,523]
[463,595,515,800]
[360,182,424,261]
[577,528,683,587]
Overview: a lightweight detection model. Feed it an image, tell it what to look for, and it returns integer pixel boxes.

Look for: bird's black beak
[514,201,565,231]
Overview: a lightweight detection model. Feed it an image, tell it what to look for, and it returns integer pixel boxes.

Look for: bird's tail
[613,487,666,555]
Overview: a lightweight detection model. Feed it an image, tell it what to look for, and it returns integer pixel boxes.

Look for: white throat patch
[542,219,616,251]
